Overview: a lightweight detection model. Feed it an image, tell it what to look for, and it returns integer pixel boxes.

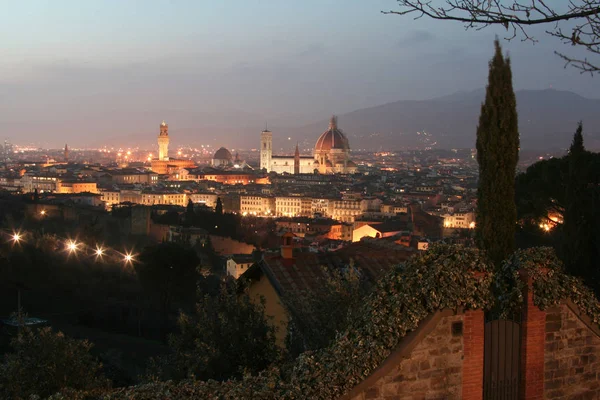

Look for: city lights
[12,232,22,243]
[40,210,46,216]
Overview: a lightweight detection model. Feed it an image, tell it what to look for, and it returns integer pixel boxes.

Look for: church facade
[260,116,357,175]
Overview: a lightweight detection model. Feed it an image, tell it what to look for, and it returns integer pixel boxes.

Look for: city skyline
[3,0,600,148]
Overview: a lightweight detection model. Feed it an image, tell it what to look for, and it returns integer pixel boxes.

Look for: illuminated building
[150,121,196,174]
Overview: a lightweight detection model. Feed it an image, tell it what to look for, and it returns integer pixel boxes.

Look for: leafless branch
[384,0,600,73]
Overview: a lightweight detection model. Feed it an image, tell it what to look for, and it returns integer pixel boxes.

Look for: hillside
[286,89,600,151]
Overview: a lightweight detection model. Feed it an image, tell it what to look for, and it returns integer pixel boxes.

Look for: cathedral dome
[213,147,233,161]
[314,116,349,152]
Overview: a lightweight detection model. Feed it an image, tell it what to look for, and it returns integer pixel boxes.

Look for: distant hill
[288,89,600,151]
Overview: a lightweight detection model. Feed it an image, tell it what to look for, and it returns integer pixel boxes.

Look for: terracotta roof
[246,241,414,297]
[314,116,350,152]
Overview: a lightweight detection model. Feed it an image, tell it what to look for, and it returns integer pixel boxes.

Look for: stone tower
[64,144,69,163]
[158,120,169,161]
[294,143,300,175]
[260,128,272,172]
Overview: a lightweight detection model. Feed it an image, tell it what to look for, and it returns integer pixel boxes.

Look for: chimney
[281,232,294,259]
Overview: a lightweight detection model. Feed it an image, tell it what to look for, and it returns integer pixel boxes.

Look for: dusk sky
[2,0,599,148]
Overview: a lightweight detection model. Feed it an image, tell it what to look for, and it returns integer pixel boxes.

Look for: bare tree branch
[384,0,600,74]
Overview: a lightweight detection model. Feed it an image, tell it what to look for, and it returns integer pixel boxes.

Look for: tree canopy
[0,327,108,399]
[475,39,519,266]
[152,278,278,382]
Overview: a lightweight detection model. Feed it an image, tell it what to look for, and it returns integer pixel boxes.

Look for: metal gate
[483,312,521,399]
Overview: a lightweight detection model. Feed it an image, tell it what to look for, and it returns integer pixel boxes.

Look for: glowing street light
[67,240,79,253]
[12,232,22,243]
[40,210,46,216]
[123,252,135,264]
[95,246,105,257]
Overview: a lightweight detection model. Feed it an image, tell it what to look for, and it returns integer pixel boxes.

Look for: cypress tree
[569,122,584,156]
[215,197,223,215]
[562,122,595,282]
[475,40,519,266]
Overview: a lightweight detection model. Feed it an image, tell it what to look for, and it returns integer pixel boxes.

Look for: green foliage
[475,39,519,266]
[61,244,494,399]
[150,277,279,382]
[569,122,585,156]
[515,157,566,224]
[284,263,369,355]
[0,327,108,399]
[496,247,600,325]
[48,244,600,399]
[560,123,600,288]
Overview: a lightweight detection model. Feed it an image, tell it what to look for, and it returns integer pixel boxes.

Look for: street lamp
[95,246,105,258]
[67,240,79,253]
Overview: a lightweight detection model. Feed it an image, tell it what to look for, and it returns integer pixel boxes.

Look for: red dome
[314,116,349,152]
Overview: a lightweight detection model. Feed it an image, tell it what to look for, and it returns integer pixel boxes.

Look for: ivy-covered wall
[349,314,464,400]
[545,304,600,399]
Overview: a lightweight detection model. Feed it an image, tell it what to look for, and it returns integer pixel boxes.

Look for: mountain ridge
[283,88,600,151]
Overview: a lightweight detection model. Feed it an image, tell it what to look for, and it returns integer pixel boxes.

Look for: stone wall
[350,314,464,400]
[545,304,600,399]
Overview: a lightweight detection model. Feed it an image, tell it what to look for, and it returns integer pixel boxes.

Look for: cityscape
[1,1,600,399]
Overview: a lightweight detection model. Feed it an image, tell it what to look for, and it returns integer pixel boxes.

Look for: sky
[1,0,599,148]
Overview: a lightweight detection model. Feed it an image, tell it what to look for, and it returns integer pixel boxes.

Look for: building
[260,116,357,175]
[188,192,218,208]
[150,121,196,174]
[275,196,303,217]
[352,221,407,242]
[140,192,187,207]
[240,237,413,345]
[212,147,233,167]
[313,116,357,174]
[190,171,269,185]
[240,195,274,216]
[442,211,475,229]
[108,170,159,185]
[100,189,121,208]
[57,180,99,194]
[157,120,169,161]
[21,173,60,193]
[328,198,362,223]
[225,254,255,279]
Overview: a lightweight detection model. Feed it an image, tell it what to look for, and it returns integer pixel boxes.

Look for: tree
[385,1,600,74]
[154,277,278,381]
[215,197,223,215]
[570,121,585,155]
[561,123,600,285]
[475,40,519,266]
[136,243,200,339]
[283,264,369,356]
[186,198,195,216]
[0,327,108,399]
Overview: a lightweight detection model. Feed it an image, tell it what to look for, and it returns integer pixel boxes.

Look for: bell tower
[260,127,272,172]
[158,120,169,161]
[294,143,300,174]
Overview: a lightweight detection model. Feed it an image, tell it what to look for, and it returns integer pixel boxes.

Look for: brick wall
[350,314,464,400]
[545,304,600,399]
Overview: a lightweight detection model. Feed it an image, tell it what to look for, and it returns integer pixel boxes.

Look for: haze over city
[3,0,600,148]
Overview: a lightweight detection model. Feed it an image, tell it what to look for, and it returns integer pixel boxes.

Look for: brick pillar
[519,270,546,400]
[462,309,484,400]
